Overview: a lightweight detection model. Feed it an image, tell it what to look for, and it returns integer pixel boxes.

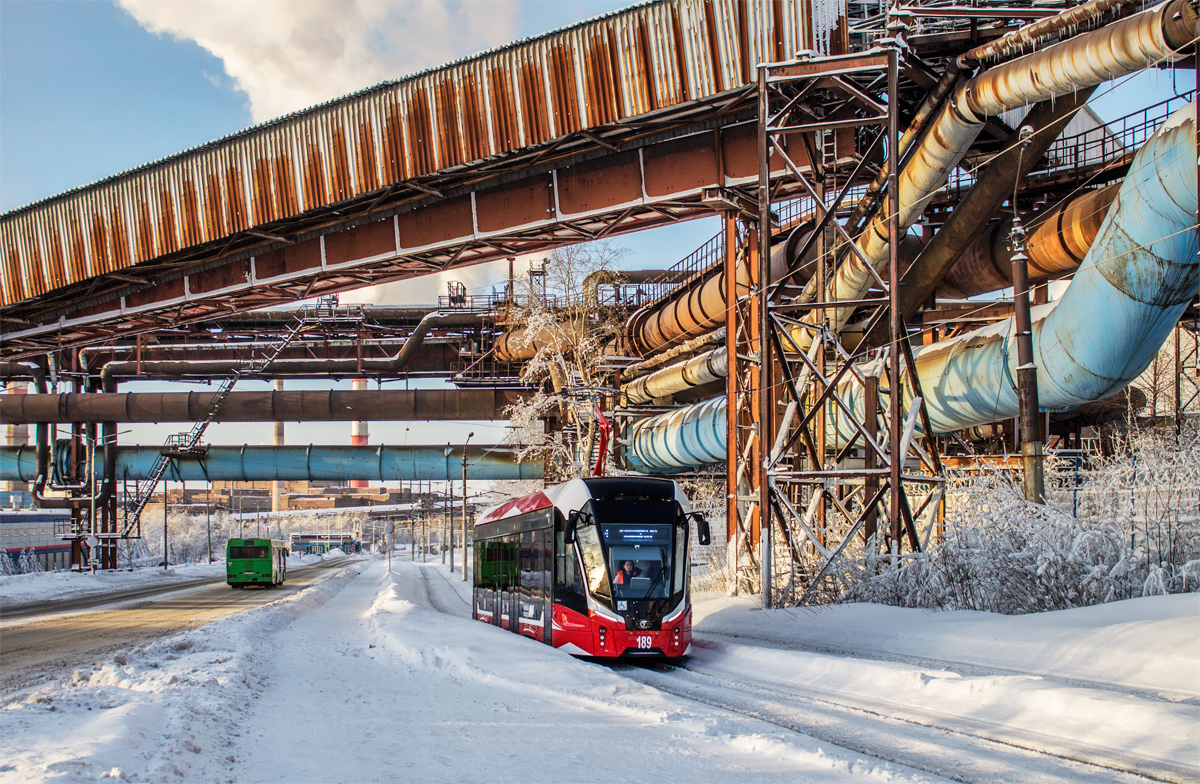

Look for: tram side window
[674,509,688,596]
[520,531,534,600]
[477,540,519,588]
[576,516,611,602]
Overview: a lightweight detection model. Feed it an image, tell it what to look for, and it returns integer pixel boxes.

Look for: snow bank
[0,563,359,783]
[0,561,226,608]
[694,592,1200,697]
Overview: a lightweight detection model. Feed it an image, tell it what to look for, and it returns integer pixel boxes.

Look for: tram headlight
[599,626,608,648]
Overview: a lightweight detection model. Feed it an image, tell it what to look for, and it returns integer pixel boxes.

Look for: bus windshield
[229,546,270,559]
[589,497,684,601]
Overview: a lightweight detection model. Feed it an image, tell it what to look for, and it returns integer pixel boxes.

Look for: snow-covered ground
[0,553,329,608]
[2,557,1196,783]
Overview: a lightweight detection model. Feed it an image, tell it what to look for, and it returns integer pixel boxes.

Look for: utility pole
[206,484,212,563]
[163,477,169,571]
[446,482,452,567]
[1009,163,1045,504]
[462,432,473,582]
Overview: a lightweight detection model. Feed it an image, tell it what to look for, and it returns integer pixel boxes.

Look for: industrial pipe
[885,89,1096,327]
[626,397,725,473]
[627,105,1197,470]
[0,445,542,483]
[493,323,574,362]
[959,0,1145,66]
[0,389,527,424]
[625,229,814,354]
[795,0,1196,344]
[623,349,728,405]
[876,104,1198,438]
[938,182,1119,299]
[97,310,482,380]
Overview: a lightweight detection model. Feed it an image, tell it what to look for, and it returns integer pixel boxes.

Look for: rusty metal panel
[0,0,821,308]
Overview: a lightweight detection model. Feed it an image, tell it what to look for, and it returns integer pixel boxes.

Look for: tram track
[613,659,1191,784]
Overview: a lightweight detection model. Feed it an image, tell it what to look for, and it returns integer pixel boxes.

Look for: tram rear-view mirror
[566,510,580,544]
[690,512,711,546]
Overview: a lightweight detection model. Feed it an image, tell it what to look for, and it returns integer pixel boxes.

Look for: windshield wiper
[638,565,667,599]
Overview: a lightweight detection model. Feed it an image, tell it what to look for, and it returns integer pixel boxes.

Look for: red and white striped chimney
[350,378,369,488]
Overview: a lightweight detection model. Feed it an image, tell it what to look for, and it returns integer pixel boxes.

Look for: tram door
[500,538,517,631]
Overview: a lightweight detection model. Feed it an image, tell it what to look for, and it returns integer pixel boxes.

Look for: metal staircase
[119,308,318,536]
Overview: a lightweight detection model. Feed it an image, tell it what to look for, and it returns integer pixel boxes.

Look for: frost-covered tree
[0,553,19,576]
[18,548,43,575]
[502,240,629,479]
[828,424,1200,613]
[1132,340,1178,421]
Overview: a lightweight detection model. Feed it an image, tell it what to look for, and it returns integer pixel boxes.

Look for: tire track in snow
[414,565,470,618]
[615,662,1186,784]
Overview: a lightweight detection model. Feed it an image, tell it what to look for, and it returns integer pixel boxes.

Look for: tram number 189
[636,635,653,649]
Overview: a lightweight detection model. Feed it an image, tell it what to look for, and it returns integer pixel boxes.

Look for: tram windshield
[587,497,685,601]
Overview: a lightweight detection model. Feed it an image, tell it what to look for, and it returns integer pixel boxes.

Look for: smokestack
[351,378,369,489]
[272,379,285,511]
[2,383,29,494]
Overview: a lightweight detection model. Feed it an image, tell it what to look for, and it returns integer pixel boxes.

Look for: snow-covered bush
[17,548,44,575]
[836,426,1200,613]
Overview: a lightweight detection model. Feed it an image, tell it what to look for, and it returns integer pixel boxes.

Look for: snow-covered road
[2,557,1195,783]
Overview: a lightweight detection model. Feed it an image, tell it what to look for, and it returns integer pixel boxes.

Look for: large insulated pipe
[872,104,1198,438]
[0,445,542,483]
[628,105,1197,470]
[938,182,1120,299]
[623,349,728,405]
[626,397,725,472]
[626,232,812,354]
[795,0,1196,344]
[0,389,526,424]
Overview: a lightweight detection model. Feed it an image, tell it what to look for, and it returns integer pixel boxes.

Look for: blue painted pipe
[0,445,542,483]
[627,104,1197,471]
[627,397,725,473]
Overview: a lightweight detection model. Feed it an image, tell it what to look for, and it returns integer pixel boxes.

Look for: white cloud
[118,0,522,123]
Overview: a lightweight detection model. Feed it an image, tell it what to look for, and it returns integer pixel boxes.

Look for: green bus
[226,538,288,588]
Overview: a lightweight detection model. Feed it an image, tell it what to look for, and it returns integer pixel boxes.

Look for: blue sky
[0,1,1194,458]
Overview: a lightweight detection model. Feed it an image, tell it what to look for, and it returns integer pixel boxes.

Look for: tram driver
[614,560,641,585]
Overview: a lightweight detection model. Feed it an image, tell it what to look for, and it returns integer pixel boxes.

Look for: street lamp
[461,432,473,582]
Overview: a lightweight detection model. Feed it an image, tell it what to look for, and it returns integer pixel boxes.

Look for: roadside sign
[384,522,396,535]
[86,534,99,548]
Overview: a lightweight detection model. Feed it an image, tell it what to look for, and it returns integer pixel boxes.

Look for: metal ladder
[119,313,310,537]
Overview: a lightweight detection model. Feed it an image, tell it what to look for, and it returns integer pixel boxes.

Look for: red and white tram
[473,477,710,658]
